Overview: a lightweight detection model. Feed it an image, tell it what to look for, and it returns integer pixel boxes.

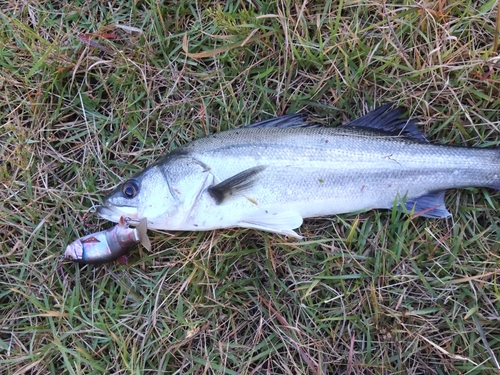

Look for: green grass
[1,0,500,374]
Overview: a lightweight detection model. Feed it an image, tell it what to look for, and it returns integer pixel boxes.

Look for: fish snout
[95,205,138,223]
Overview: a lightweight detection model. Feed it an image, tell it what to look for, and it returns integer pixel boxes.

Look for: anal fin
[238,210,303,238]
[403,191,451,218]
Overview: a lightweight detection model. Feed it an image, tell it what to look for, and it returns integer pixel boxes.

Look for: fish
[64,217,151,264]
[96,104,500,238]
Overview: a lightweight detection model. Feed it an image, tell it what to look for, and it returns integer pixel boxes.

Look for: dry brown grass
[1,1,500,374]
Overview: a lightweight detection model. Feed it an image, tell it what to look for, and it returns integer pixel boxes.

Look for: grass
[1,0,500,374]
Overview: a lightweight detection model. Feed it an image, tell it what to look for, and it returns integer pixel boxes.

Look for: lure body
[64,217,150,264]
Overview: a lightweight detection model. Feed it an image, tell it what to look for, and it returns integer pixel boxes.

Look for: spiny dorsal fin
[208,166,267,204]
[345,104,428,143]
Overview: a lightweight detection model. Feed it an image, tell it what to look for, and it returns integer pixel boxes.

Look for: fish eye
[122,179,139,198]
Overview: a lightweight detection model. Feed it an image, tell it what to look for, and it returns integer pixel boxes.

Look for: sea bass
[96,105,500,237]
[64,217,151,264]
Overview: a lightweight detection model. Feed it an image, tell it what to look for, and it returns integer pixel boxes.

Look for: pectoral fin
[403,191,451,218]
[238,210,304,238]
[208,166,266,204]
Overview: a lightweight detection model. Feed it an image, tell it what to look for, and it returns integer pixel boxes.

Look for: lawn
[1,1,500,374]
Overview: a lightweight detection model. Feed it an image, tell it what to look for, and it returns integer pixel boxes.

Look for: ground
[1,1,500,374]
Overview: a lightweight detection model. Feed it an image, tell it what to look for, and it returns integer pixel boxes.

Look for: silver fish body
[97,105,500,237]
[64,217,151,264]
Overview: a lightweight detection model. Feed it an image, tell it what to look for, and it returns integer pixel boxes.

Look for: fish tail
[137,218,151,251]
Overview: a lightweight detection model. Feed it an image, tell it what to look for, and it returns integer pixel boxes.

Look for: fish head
[97,166,174,224]
[97,158,211,228]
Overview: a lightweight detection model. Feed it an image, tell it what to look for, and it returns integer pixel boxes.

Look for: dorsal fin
[345,104,428,143]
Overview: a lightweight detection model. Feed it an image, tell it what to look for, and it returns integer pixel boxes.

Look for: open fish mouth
[96,205,139,223]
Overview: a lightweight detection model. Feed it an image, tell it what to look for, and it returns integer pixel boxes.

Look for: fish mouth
[96,205,139,223]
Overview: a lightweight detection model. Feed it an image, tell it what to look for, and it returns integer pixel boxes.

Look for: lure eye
[121,179,139,198]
